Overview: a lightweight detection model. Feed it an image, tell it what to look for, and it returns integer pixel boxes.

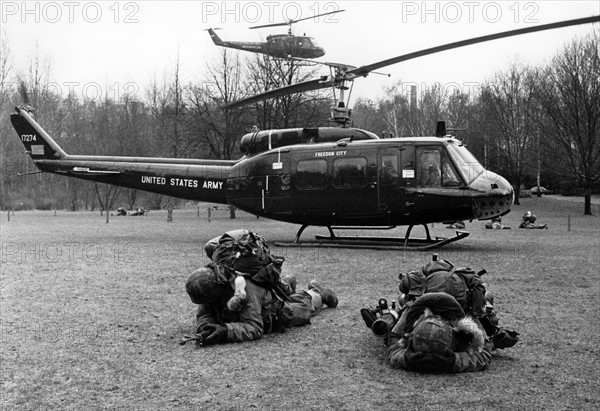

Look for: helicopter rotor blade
[288,55,357,71]
[250,21,291,30]
[250,9,345,29]
[347,15,600,78]
[224,78,332,109]
[230,15,600,109]
[286,9,346,25]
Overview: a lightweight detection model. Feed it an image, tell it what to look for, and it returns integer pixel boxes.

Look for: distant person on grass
[485,217,511,229]
[519,211,548,229]
[180,230,338,346]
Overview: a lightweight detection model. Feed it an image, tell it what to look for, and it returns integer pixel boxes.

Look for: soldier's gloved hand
[199,324,228,345]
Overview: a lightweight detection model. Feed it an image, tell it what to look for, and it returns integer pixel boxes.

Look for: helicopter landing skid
[273,224,469,250]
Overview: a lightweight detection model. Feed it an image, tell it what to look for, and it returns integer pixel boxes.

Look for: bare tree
[534,30,600,215]
[0,31,14,210]
[117,93,149,210]
[245,55,330,129]
[417,84,448,136]
[351,97,388,137]
[147,55,189,221]
[481,62,538,204]
[90,96,121,222]
[377,83,411,137]
[186,50,252,219]
[187,50,249,160]
[10,49,65,210]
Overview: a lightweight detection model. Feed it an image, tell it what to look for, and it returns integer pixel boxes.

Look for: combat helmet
[186,267,226,304]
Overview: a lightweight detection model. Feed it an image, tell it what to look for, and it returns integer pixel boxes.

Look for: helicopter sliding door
[291,156,333,225]
[330,151,379,224]
[290,149,379,225]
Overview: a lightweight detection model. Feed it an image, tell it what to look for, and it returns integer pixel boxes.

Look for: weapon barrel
[372,312,398,337]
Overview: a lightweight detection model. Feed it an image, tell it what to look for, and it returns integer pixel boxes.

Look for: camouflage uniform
[185,268,338,345]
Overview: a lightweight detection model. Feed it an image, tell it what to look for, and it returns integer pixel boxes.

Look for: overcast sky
[2,1,599,103]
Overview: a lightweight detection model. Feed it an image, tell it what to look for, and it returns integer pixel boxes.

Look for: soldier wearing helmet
[182,258,338,346]
[387,292,492,372]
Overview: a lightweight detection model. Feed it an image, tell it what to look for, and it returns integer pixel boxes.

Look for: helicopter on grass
[10,15,600,249]
[207,10,344,60]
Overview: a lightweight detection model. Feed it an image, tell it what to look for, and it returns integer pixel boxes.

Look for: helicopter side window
[380,155,399,186]
[419,149,442,187]
[333,157,367,188]
[296,159,327,190]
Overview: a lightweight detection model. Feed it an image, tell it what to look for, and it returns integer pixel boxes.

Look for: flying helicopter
[10,15,600,249]
[207,10,344,59]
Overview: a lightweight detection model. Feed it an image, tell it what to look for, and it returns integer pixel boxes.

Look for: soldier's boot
[281,275,297,294]
[308,280,338,308]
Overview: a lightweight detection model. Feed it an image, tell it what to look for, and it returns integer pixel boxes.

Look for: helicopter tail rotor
[15,81,36,115]
[19,81,30,104]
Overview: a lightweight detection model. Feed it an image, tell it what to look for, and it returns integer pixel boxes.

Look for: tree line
[0,29,598,216]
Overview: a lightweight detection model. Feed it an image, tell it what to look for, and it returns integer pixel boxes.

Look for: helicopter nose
[470,170,514,220]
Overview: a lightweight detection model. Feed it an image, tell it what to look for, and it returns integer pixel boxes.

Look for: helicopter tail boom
[208,28,224,45]
[10,106,234,205]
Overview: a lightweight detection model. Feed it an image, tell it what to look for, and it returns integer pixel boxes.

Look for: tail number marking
[21,134,37,142]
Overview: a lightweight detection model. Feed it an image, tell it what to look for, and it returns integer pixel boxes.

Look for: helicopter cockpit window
[417,146,463,187]
[441,153,460,186]
[380,155,399,185]
[296,159,327,190]
[296,37,313,48]
[445,142,484,184]
[333,157,367,188]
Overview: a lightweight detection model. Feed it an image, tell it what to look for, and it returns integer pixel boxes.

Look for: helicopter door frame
[262,149,292,217]
[377,147,403,215]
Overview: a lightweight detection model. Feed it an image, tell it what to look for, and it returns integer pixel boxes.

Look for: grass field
[1,197,599,410]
